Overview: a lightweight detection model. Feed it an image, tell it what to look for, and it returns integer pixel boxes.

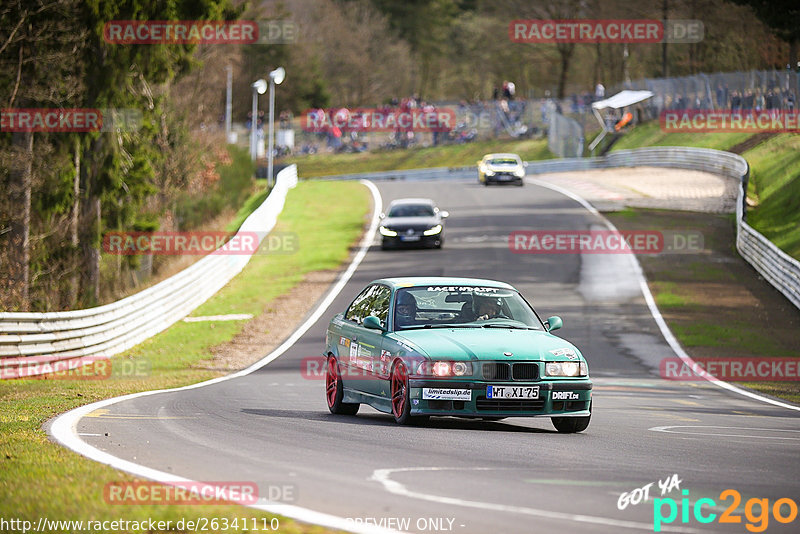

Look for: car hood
[382,216,440,227]
[390,328,582,361]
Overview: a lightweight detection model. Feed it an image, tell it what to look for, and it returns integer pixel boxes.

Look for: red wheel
[391,362,412,424]
[326,355,359,415]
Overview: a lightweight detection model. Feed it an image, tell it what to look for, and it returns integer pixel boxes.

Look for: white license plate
[487,385,539,399]
[400,235,420,241]
[423,388,471,401]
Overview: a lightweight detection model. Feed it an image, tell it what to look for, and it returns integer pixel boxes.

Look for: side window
[345,285,376,324]
[345,285,391,326]
[368,286,391,328]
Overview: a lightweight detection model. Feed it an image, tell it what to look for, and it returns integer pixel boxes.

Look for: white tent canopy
[588,90,654,152]
[592,90,653,110]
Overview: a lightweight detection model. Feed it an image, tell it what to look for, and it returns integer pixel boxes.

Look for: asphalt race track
[62,178,800,534]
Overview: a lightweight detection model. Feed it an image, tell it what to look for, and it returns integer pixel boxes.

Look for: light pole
[250,78,267,161]
[267,67,285,187]
[225,65,232,143]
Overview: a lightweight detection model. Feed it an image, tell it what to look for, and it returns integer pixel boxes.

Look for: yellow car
[477,153,525,186]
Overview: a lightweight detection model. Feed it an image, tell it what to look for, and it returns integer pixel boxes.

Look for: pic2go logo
[653,489,798,533]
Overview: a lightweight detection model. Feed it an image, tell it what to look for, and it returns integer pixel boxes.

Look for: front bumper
[485,173,524,184]
[407,379,592,417]
[382,233,442,248]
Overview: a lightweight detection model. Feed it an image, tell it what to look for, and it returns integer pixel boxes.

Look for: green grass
[669,321,794,355]
[609,120,752,152]
[0,180,369,533]
[741,134,800,259]
[652,281,689,307]
[284,137,553,178]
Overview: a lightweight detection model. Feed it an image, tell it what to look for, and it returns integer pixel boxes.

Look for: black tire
[325,355,359,415]
[551,407,590,433]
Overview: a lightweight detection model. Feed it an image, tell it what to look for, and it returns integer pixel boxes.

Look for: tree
[72,0,234,304]
[0,0,87,309]
[731,0,800,69]
[372,0,461,97]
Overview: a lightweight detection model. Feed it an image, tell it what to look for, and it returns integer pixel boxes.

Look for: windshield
[394,286,543,330]
[388,204,435,217]
[489,158,520,166]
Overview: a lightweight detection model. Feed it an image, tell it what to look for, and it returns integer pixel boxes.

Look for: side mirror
[363,316,385,331]
[379,213,385,219]
[546,316,563,331]
[440,210,449,219]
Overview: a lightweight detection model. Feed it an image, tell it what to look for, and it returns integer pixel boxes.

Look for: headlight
[416,361,473,377]
[484,170,495,176]
[432,361,450,376]
[514,168,525,177]
[380,226,397,237]
[545,361,586,377]
[452,361,469,376]
[423,224,442,236]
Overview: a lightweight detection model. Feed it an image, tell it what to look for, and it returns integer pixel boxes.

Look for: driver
[475,295,505,321]
[395,293,418,327]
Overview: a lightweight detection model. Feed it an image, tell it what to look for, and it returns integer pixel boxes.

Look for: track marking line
[640,409,700,422]
[528,177,800,413]
[671,399,700,407]
[371,467,709,533]
[649,425,800,440]
[49,181,402,534]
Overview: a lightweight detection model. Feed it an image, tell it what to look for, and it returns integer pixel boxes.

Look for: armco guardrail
[320,147,799,310]
[0,165,298,378]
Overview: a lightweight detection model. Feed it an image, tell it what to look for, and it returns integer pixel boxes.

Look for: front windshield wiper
[399,324,479,330]
[481,323,535,330]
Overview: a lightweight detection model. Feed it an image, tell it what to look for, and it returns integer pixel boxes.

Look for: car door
[340,284,391,396]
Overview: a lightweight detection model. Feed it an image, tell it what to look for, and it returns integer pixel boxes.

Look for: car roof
[370,277,515,290]
[484,153,521,160]
[387,198,435,206]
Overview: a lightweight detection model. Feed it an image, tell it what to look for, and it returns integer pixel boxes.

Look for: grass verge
[609,120,752,152]
[284,137,553,178]
[740,134,800,259]
[0,179,370,532]
[606,208,800,403]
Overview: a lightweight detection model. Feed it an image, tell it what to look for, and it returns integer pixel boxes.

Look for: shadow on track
[241,408,559,433]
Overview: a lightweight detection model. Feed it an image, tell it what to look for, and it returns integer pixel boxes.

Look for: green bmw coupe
[324,277,592,432]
